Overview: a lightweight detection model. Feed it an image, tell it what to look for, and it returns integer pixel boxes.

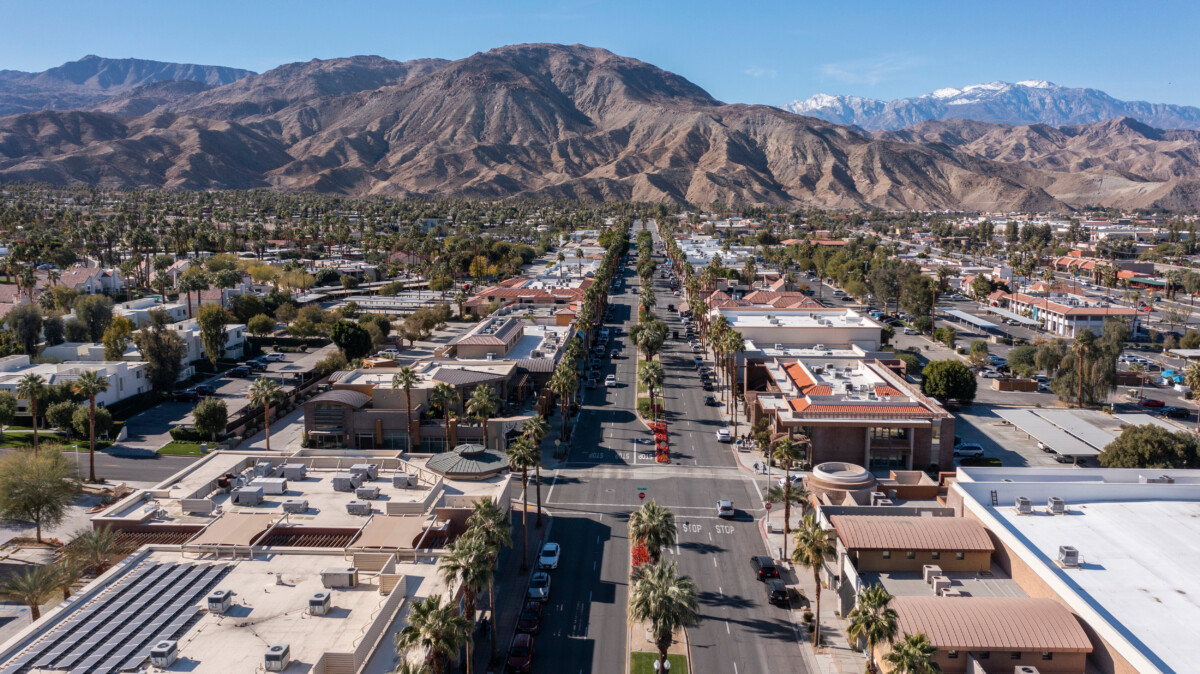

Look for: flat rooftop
[0,548,443,674]
[717,308,880,329]
[862,565,1026,599]
[955,469,1200,674]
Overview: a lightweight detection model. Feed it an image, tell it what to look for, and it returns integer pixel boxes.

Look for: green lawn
[631,653,687,674]
[0,434,114,450]
[157,441,207,456]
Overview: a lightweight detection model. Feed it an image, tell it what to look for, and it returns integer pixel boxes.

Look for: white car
[953,443,985,457]
[537,542,561,570]
[263,352,287,362]
[605,374,617,388]
[903,328,918,335]
[777,474,804,490]
[527,571,552,602]
[980,370,1003,379]
[716,500,735,518]
[716,428,731,443]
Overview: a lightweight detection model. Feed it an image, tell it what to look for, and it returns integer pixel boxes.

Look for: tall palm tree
[466,385,501,449]
[628,560,699,674]
[505,435,539,570]
[627,499,677,564]
[765,482,810,558]
[792,513,835,647]
[771,438,803,537]
[394,594,472,674]
[638,361,664,424]
[521,415,549,526]
[723,329,746,431]
[392,366,421,451]
[548,367,576,441]
[67,527,123,575]
[248,377,283,452]
[429,382,459,441]
[466,499,511,665]
[848,584,899,673]
[437,535,492,674]
[0,564,59,622]
[72,371,109,482]
[16,373,46,453]
[883,632,941,674]
[52,559,84,600]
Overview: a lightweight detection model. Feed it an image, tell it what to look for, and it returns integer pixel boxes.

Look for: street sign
[638,492,646,500]
[765,502,772,511]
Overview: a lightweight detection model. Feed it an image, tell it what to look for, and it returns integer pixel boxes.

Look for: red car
[516,600,543,634]
[506,632,535,672]
[1140,398,1165,407]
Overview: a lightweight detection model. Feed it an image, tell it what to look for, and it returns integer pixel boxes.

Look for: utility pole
[1077,344,1087,409]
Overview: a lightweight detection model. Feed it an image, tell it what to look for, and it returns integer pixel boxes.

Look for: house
[168,319,247,363]
[0,354,150,412]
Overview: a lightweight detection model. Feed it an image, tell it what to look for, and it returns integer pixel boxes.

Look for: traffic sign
[765,502,772,510]
[638,492,646,500]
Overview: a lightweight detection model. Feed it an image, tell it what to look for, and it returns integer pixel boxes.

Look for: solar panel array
[0,561,229,674]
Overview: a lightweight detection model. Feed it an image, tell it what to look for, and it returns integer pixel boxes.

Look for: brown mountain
[1,44,1192,209]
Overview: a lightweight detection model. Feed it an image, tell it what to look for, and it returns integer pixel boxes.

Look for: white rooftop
[719,308,880,329]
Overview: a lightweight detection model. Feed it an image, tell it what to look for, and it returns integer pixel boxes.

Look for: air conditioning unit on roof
[1015,497,1032,514]
[1048,496,1066,514]
[1058,545,1080,568]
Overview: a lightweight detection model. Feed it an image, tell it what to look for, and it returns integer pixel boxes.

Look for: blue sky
[4,0,1199,106]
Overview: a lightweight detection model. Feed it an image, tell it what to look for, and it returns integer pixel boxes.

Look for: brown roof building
[832,515,993,572]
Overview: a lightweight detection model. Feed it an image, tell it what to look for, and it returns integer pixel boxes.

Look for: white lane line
[713,557,718,567]
[718,586,723,596]
[725,620,730,634]
[547,473,560,503]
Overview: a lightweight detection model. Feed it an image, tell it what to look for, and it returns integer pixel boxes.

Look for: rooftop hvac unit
[321,567,359,588]
[923,565,942,584]
[282,498,309,514]
[1014,667,1041,674]
[393,473,416,488]
[1139,474,1176,484]
[1015,497,1032,515]
[231,486,263,506]
[870,491,886,506]
[876,499,893,506]
[346,500,372,515]
[486,353,496,361]
[930,576,951,594]
[308,591,331,616]
[1058,545,1080,568]
[264,644,291,671]
[774,344,783,350]
[356,486,381,500]
[281,463,307,481]
[332,473,363,492]
[1048,497,1066,514]
[149,640,178,667]
[207,589,232,614]
[251,477,288,495]
[940,588,963,597]
[350,463,379,480]
[253,461,273,477]
[825,363,834,372]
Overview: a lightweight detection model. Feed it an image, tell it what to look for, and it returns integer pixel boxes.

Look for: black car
[516,600,543,634]
[246,360,267,372]
[194,384,217,396]
[1160,406,1190,419]
[228,366,251,378]
[766,579,790,607]
[751,556,779,581]
[172,389,200,402]
[702,381,714,391]
[704,395,718,406]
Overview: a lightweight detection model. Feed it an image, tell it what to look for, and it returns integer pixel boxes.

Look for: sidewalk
[472,511,549,674]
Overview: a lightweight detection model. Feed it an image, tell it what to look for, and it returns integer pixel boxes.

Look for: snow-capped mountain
[783,81,1200,130]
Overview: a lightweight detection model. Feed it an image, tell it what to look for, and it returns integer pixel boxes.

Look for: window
[1041,652,1053,661]
[1011,652,1022,660]
[978,652,990,660]
[906,551,915,559]
[956,551,965,560]
[947,651,958,659]
[931,551,940,560]
[881,551,891,559]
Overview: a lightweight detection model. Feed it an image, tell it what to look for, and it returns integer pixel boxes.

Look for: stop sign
[638,492,646,500]
[765,502,772,511]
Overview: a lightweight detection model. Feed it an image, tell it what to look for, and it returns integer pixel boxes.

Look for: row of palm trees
[627,499,699,673]
[16,370,109,482]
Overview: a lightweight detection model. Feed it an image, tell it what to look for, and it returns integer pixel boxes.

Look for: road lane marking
[725,620,730,634]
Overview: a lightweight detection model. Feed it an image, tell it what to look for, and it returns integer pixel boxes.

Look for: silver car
[527,571,552,602]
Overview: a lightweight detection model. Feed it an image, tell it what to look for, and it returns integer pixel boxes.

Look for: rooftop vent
[207,589,232,614]
[265,644,291,671]
[1048,497,1066,514]
[1015,667,1041,674]
[1139,474,1176,484]
[1058,545,1080,568]
[308,591,331,616]
[321,567,359,588]
[150,640,178,667]
[1015,497,1032,515]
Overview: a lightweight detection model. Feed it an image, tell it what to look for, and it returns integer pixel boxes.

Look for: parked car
[716,428,731,443]
[1139,398,1166,408]
[766,579,791,607]
[506,633,535,672]
[172,389,200,402]
[704,395,718,406]
[903,328,918,335]
[605,374,618,388]
[980,370,1003,379]
[527,572,552,602]
[264,352,287,362]
[702,381,714,391]
[194,384,217,396]
[750,555,779,580]
[692,356,703,367]
[778,474,804,490]
[1038,381,1051,392]
[246,360,267,372]
[716,500,735,518]
[954,443,985,457]
[1160,406,1190,419]
[1053,453,1076,464]
[537,542,561,570]
[1037,441,1053,452]
[516,600,544,634]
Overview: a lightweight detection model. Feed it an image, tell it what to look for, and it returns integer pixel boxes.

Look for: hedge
[169,427,205,442]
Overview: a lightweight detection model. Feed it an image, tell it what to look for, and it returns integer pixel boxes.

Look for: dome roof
[425,443,508,479]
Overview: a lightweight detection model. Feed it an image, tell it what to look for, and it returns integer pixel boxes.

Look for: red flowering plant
[631,540,651,569]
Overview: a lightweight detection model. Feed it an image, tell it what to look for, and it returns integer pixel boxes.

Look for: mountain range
[1,46,1199,211]
[784,80,1200,131]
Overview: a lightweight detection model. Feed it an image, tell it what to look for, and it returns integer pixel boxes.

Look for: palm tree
[0,564,59,622]
[848,584,899,673]
[628,560,699,674]
[883,633,941,674]
[392,366,421,451]
[53,559,84,600]
[16,374,46,452]
[248,377,283,452]
[548,368,576,441]
[72,371,109,482]
[521,415,549,526]
[723,329,746,430]
[771,439,803,537]
[765,482,809,558]
[1186,363,1200,430]
[466,499,511,665]
[638,361,665,424]
[505,436,539,570]
[394,594,472,674]
[627,499,677,564]
[66,527,123,575]
[791,513,835,647]
[430,382,459,439]
[466,385,501,449]
[437,535,492,674]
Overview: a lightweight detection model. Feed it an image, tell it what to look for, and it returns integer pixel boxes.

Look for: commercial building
[1003,292,1140,337]
[831,515,994,573]
[0,354,150,412]
[716,307,884,352]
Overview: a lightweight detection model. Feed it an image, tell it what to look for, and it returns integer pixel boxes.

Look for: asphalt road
[532,222,807,674]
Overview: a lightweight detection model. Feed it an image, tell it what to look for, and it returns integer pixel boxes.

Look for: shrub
[72,406,113,440]
[169,427,205,442]
[46,401,80,433]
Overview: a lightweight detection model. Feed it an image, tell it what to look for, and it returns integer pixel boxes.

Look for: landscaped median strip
[627,506,692,674]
